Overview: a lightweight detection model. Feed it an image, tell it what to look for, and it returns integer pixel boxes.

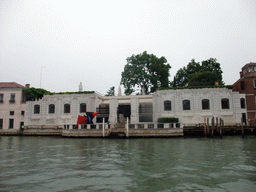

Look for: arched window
[240,98,246,109]
[49,104,55,114]
[221,98,229,109]
[202,99,210,110]
[34,105,40,114]
[164,100,171,111]
[80,103,86,113]
[183,100,190,110]
[64,104,70,113]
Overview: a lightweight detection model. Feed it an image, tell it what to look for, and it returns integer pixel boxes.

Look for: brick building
[233,63,256,122]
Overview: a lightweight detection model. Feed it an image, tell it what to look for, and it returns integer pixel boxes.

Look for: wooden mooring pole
[204,117,206,137]
[207,118,209,136]
[211,117,214,138]
[220,118,223,139]
[216,117,219,136]
[241,117,244,138]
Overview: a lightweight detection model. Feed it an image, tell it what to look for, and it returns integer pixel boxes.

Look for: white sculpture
[79,82,83,92]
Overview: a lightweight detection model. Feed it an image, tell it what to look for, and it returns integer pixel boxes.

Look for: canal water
[0,136,256,192]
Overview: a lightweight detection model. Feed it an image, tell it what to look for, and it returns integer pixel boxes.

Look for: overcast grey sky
[1,0,256,94]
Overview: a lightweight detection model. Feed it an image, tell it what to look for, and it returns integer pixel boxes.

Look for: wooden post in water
[220,118,223,139]
[126,117,129,138]
[204,117,206,137]
[211,117,214,138]
[207,118,209,136]
[216,117,219,136]
[241,117,244,138]
[103,118,105,138]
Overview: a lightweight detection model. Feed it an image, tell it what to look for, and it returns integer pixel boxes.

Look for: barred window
[34,105,40,114]
[64,104,70,113]
[240,98,245,109]
[80,103,86,113]
[164,100,171,111]
[183,100,190,110]
[49,104,55,114]
[202,99,210,110]
[221,98,229,109]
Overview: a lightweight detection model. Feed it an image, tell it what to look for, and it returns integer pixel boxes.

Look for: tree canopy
[24,87,51,101]
[173,58,223,87]
[120,51,171,95]
[105,86,115,96]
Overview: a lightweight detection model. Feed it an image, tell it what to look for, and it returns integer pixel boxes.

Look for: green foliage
[173,58,223,87]
[188,71,219,86]
[25,88,94,101]
[25,87,51,101]
[158,117,179,123]
[121,51,171,95]
[105,86,115,96]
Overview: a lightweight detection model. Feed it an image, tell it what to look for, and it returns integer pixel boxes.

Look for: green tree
[105,86,115,96]
[24,87,51,101]
[173,66,187,87]
[173,59,201,87]
[173,58,223,87]
[188,71,220,86]
[121,51,171,95]
[200,58,223,85]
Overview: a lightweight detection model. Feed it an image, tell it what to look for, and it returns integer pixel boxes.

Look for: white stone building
[24,87,246,128]
[24,92,101,128]
[154,88,246,126]
[0,82,27,130]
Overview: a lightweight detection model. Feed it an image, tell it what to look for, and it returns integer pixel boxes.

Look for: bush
[158,117,179,123]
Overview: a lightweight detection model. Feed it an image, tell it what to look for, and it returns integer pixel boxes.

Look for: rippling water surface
[1,136,256,192]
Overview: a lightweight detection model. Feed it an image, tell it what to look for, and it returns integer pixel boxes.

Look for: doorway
[117,105,131,123]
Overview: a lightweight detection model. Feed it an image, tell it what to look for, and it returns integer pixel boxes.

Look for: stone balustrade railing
[63,123,183,130]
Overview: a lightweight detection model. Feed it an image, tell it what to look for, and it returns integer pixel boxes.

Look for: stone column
[109,98,118,124]
[131,97,139,124]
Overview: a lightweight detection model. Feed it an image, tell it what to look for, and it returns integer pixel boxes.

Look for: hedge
[158,117,179,123]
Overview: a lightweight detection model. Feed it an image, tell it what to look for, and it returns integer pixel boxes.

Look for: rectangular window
[183,100,191,110]
[49,104,55,114]
[254,79,256,88]
[0,94,3,103]
[164,101,172,111]
[34,105,40,114]
[0,119,3,129]
[221,98,230,109]
[20,122,24,129]
[202,99,210,110]
[240,81,244,90]
[21,90,26,103]
[240,98,246,109]
[9,93,15,103]
[10,111,14,115]
[9,119,14,129]
[64,104,70,113]
[21,111,25,116]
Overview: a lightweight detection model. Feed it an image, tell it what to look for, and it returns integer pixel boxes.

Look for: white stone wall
[153,88,246,126]
[24,93,101,127]
[24,88,247,128]
[0,88,26,129]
